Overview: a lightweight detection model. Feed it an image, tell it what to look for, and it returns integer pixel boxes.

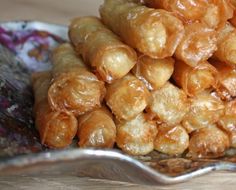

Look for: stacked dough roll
[33,0,236,158]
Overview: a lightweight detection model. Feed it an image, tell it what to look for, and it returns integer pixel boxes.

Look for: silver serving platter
[0,21,236,186]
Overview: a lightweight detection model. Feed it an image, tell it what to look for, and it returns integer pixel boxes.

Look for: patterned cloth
[0,24,64,157]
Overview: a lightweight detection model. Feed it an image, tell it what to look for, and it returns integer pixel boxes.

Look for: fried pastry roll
[211,60,236,100]
[187,125,230,158]
[48,43,105,116]
[213,22,236,66]
[51,43,86,77]
[77,107,116,148]
[69,16,137,83]
[175,22,217,67]
[100,0,184,59]
[144,0,234,29]
[32,72,78,148]
[229,0,236,27]
[154,124,189,155]
[173,60,218,96]
[105,74,150,121]
[231,0,236,7]
[230,12,236,27]
[182,91,225,133]
[218,100,236,148]
[116,113,157,155]
[132,55,174,90]
[147,82,190,126]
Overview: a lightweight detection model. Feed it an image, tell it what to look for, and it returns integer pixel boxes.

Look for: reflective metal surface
[1,148,236,185]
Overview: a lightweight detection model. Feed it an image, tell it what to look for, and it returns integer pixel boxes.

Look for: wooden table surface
[1,0,236,189]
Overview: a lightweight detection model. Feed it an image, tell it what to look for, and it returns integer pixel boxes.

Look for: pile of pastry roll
[32,0,236,158]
